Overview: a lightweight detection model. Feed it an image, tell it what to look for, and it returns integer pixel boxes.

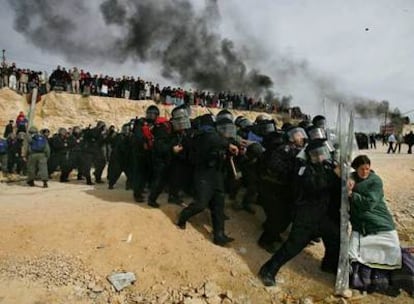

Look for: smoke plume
[7,0,272,94]
[6,0,402,126]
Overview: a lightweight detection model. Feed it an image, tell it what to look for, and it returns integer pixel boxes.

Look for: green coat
[349,171,395,236]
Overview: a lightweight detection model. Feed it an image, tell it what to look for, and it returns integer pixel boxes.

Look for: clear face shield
[217,123,237,139]
[287,127,308,146]
[308,127,327,140]
[172,117,191,131]
[237,118,253,130]
[171,109,191,131]
[323,140,336,153]
[307,145,331,164]
[314,119,326,129]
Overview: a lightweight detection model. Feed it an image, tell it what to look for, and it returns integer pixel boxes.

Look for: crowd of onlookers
[0,61,288,113]
[0,62,47,95]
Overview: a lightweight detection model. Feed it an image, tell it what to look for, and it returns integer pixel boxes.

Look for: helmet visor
[308,146,331,164]
[217,123,237,138]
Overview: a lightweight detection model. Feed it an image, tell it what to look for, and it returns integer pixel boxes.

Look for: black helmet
[312,115,326,129]
[216,109,234,123]
[146,105,160,122]
[96,120,106,129]
[235,116,253,130]
[72,126,82,135]
[253,118,276,137]
[40,128,50,136]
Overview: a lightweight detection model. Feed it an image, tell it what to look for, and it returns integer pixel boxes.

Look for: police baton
[229,156,242,180]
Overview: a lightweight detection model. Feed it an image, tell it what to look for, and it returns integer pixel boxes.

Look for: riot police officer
[81,121,107,185]
[177,114,238,246]
[257,126,307,253]
[258,139,340,286]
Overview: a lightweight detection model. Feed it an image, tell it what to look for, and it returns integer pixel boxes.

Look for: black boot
[148,199,160,208]
[213,231,234,247]
[43,181,48,188]
[77,174,84,180]
[108,184,114,190]
[258,264,277,287]
[86,178,94,185]
[27,180,35,187]
[176,212,188,229]
[258,250,288,287]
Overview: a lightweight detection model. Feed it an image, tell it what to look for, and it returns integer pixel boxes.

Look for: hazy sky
[1,0,413,126]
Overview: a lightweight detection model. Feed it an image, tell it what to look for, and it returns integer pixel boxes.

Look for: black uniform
[406,131,414,154]
[107,132,133,189]
[48,133,72,182]
[236,143,264,214]
[177,124,234,246]
[7,137,24,174]
[257,142,301,251]
[259,154,340,286]
[3,122,13,138]
[67,132,84,180]
[131,118,149,202]
[168,129,193,203]
[81,126,107,184]
[147,122,172,207]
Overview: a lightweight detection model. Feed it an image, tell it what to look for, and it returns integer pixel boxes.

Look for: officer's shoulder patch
[298,166,306,176]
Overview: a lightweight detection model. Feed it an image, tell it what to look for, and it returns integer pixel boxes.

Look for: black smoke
[7,0,273,94]
[353,99,390,118]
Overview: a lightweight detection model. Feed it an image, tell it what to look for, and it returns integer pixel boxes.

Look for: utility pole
[1,49,5,88]
[28,87,38,130]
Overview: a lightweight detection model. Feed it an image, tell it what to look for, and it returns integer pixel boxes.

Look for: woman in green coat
[347,155,401,292]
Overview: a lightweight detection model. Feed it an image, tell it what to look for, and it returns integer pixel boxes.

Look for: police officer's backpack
[30,134,47,152]
[0,139,7,154]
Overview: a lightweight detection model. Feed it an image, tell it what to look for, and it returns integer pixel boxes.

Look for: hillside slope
[0,88,279,132]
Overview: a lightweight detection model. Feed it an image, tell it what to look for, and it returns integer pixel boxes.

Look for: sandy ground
[0,144,413,304]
